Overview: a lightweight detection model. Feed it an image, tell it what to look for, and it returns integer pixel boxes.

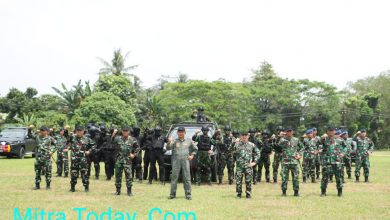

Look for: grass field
[1,151,389,220]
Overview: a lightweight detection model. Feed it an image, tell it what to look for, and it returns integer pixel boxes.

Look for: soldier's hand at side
[249,162,256,167]
[130,153,135,159]
[340,153,344,157]
[63,149,68,152]
[188,155,194,161]
[49,152,53,156]
[208,150,213,155]
[85,151,90,155]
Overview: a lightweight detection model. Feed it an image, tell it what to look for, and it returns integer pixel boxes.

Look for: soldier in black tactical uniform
[99,124,115,180]
[149,126,168,184]
[85,124,102,179]
[258,130,272,182]
[142,128,154,180]
[131,126,143,182]
[192,126,216,186]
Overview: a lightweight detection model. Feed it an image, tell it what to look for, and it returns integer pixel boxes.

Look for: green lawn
[1,151,389,220]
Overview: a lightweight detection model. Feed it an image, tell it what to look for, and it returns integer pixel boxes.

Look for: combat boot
[273,178,277,183]
[229,180,233,185]
[46,182,50,190]
[347,173,351,179]
[69,184,75,192]
[64,173,68,178]
[316,174,320,180]
[282,190,286,197]
[365,176,369,183]
[311,177,316,183]
[337,188,343,197]
[266,178,270,183]
[320,188,326,197]
[236,193,242,198]
[84,185,89,192]
[303,176,306,183]
[246,193,251,199]
[355,176,359,182]
[35,183,40,190]
[218,178,222,185]
[127,187,133,196]
[115,187,121,195]
[294,190,299,197]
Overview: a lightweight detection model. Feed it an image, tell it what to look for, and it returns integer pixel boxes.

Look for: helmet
[201,126,209,132]
[224,125,231,131]
[248,128,256,133]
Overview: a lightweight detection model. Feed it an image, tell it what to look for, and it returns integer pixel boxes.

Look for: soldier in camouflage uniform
[312,128,322,180]
[248,128,262,185]
[328,129,343,183]
[55,128,69,177]
[319,126,346,197]
[33,126,56,190]
[354,129,374,183]
[340,131,355,181]
[68,126,96,192]
[221,126,236,185]
[258,130,272,182]
[302,129,319,183]
[232,130,260,198]
[111,126,139,196]
[213,126,234,185]
[167,127,197,200]
[192,126,216,186]
[279,127,303,196]
[271,126,285,183]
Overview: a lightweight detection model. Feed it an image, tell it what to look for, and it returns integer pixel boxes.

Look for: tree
[52,80,91,118]
[97,49,138,76]
[97,49,140,92]
[0,87,41,122]
[72,92,137,127]
[94,74,137,104]
[156,80,255,130]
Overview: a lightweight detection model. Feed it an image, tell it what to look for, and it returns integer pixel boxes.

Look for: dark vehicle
[163,122,219,182]
[0,127,36,159]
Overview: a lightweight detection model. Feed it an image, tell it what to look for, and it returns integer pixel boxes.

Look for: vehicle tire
[18,147,25,159]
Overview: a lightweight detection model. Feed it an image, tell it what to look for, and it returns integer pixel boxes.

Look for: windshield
[168,126,214,140]
[0,129,26,138]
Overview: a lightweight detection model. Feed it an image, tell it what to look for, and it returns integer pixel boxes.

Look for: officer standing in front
[167,127,197,200]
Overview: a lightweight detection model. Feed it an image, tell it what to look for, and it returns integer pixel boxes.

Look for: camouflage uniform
[320,136,346,196]
[213,131,234,184]
[167,136,197,199]
[354,136,374,181]
[279,136,303,194]
[272,135,283,183]
[302,137,319,182]
[232,140,260,197]
[341,137,355,180]
[69,135,95,191]
[313,135,322,179]
[192,132,216,185]
[55,134,69,177]
[223,133,236,184]
[112,135,138,194]
[34,135,56,188]
[248,133,262,184]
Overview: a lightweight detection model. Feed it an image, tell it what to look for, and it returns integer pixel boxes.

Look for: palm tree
[16,113,37,126]
[52,80,91,118]
[97,49,138,76]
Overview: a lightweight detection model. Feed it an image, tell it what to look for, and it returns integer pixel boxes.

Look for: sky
[0,0,389,95]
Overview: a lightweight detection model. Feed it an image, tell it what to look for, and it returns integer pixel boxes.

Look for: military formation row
[30,123,374,199]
